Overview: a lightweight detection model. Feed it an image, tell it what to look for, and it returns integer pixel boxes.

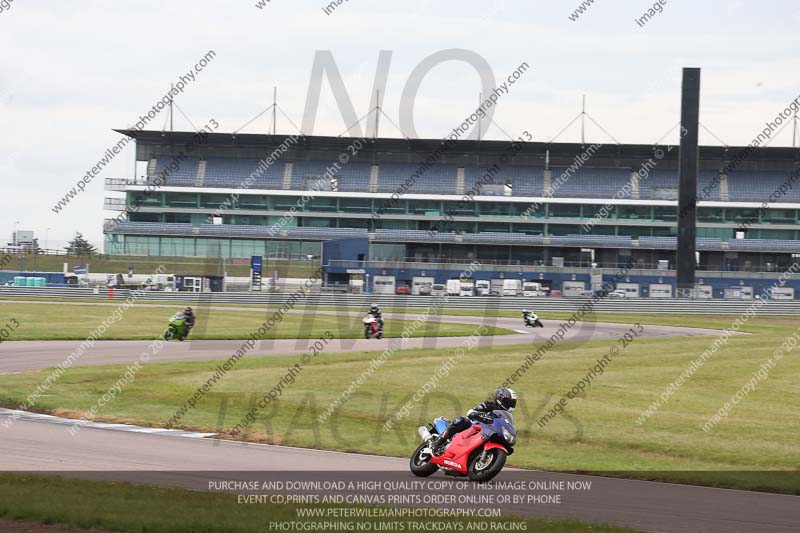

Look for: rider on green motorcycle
[183,307,196,336]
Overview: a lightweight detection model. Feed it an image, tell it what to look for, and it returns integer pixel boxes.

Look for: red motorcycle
[362,315,383,339]
[410,411,516,482]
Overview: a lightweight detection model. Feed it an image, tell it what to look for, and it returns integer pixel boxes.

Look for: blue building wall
[318,238,800,299]
[601,272,800,299]
[323,262,799,299]
[0,271,68,286]
[322,238,370,265]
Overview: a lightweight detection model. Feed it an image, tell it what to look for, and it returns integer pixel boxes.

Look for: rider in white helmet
[368,303,383,328]
[522,309,541,327]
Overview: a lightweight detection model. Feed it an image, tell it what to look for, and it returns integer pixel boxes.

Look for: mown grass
[0,296,756,327]
[1,312,798,493]
[0,302,513,340]
[0,474,638,533]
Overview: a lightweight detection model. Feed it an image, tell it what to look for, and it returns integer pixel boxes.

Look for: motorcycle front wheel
[468,448,507,482]
[409,442,439,477]
[164,329,174,341]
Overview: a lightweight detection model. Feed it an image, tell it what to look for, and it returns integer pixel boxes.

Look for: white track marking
[0,408,216,438]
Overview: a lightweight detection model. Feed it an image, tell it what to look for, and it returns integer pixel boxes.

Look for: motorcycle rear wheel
[409,442,439,477]
[468,448,507,482]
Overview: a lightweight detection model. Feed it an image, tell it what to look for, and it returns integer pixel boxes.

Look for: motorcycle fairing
[482,441,509,454]
[429,425,484,474]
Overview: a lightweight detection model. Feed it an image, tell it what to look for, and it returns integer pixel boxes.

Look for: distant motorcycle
[363,315,383,339]
[523,313,544,328]
[164,312,189,341]
[410,410,516,482]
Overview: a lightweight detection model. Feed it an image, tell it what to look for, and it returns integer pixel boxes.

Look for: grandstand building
[104,130,800,297]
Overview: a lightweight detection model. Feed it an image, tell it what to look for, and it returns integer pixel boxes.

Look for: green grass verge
[0,302,513,340]
[0,474,638,533]
[2,297,765,326]
[0,314,797,493]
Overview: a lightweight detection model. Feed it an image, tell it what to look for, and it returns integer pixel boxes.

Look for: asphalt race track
[2,304,787,532]
[0,303,732,373]
[1,411,799,533]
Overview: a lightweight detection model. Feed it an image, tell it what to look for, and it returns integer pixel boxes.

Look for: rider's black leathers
[434,401,508,451]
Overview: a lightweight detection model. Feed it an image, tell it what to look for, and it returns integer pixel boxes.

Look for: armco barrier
[2,287,800,315]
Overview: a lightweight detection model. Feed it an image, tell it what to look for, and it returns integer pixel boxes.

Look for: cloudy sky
[1,0,798,249]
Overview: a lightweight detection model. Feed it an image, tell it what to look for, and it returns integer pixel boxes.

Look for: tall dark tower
[676,68,701,294]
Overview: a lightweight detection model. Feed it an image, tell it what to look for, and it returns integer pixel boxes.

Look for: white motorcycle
[363,315,383,339]
[523,311,544,328]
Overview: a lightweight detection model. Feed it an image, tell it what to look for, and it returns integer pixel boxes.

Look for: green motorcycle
[164,312,189,341]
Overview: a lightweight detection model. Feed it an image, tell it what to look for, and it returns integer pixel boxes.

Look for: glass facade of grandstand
[104,131,800,272]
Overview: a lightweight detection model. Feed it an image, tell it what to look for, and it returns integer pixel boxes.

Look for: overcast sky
[1,0,799,249]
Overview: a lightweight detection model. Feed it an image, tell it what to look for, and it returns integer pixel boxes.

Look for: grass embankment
[0,312,798,492]
[0,474,637,533]
[0,298,742,327]
[0,302,513,340]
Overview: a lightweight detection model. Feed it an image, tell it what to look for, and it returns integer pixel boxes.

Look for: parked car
[396,284,411,295]
[549,289,562,297]
[412,277,434,296]
[608,290,626,298]
[431,283,446,296]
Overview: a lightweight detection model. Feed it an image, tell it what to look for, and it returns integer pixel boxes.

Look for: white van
[522,281,544,297]
[373,275,396,295]
[459,280,475,297]
[475,280,491,296]
[502,279,522,296]
[446,279,461,296]
[490,279,505,296]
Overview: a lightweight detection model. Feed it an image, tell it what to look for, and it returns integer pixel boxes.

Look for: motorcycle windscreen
[493,410,515,429]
